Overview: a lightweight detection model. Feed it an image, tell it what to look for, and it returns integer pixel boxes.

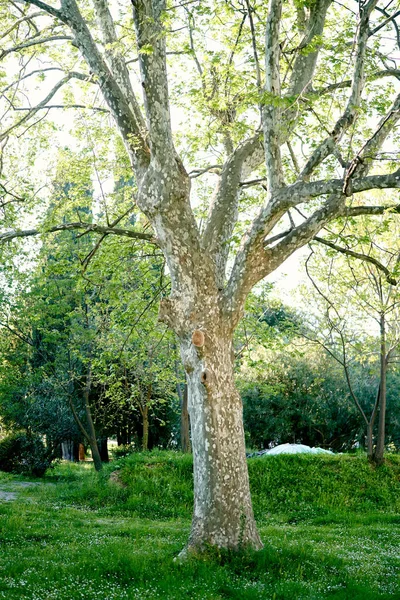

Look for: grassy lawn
[0,453,399,599]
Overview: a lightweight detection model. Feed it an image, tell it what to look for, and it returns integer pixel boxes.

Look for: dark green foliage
[240,353,362,451]
[109,444,136,459]
[0,432,53,477]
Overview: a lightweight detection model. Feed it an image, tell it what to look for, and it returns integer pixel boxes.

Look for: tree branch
[344,204,400,217]
[298,0,378,181]
[202,134,263,285]
[226,164,400,319]
[57,0,150,173]
[313,69,400,96]
[0,35,73,60]
[92,0,146,136]
[303,251,369,424]
[273,169,400,208]
[13,104,109,112]
[344,92,400,182]
[263,0,283,193]
[20,0,64,21]
[0,67,88,95]
[286,0,332,97]
[0,72,89,142]
[132,0,176,161]
[0,12,45,40]
[313,236,398,285]
[189,164,222,178]
[0,222,157,243]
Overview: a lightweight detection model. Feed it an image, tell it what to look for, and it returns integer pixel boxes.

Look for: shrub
[0,432,53,476]
[110,444,136,459]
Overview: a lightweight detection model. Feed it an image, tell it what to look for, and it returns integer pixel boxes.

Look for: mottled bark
[180,381,191,453]
[175,313,262,553]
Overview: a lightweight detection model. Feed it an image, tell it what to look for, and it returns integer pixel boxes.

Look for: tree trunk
[83,368,103,472]
[367,384,380,461]
[142,405,149,451]
[181,380,191,453]
[366,422,374,460]
[374,314,387,465]
[178,330,262,553]
[117,430,129,446]
[175,350,191,453]
[97,436,109,462]
[78,443,86,461]
[61,440,74,461]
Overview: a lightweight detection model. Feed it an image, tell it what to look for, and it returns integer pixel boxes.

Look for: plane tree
[1,0,400,552]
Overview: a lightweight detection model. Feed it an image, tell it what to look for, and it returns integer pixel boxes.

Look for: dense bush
[239,349,363,451]
[0,432,53,476]
[110,443,136,459]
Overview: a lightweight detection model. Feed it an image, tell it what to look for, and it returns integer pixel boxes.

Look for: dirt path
[0,490,17,501]
[0,481,40,502]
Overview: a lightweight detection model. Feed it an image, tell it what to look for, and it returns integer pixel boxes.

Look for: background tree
[303,214,400,463]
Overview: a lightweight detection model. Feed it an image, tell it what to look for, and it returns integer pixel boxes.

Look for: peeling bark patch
[192,329,205,347]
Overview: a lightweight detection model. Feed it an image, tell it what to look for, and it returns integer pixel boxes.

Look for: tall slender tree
[304,215,400,464]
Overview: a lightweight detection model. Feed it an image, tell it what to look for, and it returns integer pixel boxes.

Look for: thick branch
[263,0,283,193]
[344,204,400,217]
[92,0,146,136]
[132,0,175,160]
[273,169,400,207]
[226,166,400,318]
[202,134,262,284]
[58,0,150,173]
[20,0,64,21]
[287,0,332,97]
[299,0,378,181]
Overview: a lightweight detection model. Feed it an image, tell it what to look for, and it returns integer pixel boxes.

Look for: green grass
[0,452,399,599]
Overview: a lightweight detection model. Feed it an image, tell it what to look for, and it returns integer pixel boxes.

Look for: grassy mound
[43,451,400,524]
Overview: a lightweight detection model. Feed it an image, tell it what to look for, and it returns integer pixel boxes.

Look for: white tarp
[263,443,334,456]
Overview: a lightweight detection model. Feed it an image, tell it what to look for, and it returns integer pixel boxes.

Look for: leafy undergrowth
[0,452,399,599]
